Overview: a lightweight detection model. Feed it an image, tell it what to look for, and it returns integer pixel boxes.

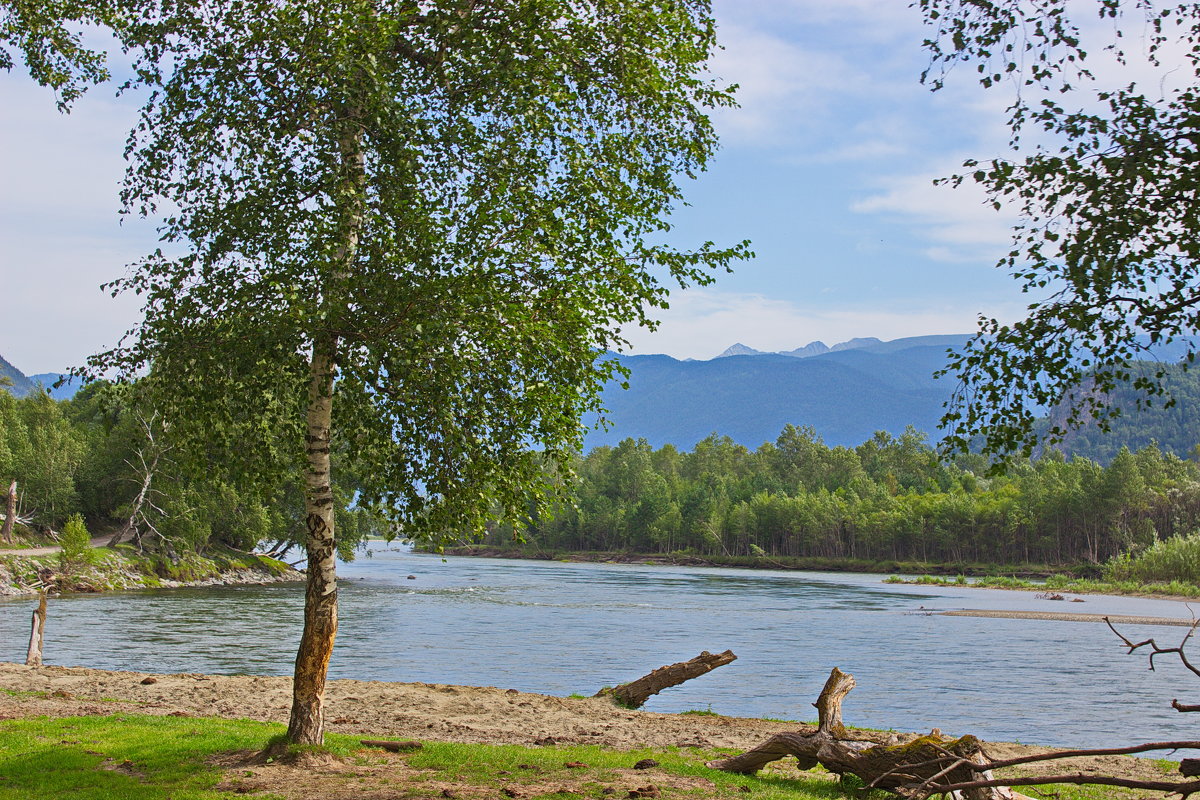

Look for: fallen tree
[596,650,736,709]
[708,667,1200,799]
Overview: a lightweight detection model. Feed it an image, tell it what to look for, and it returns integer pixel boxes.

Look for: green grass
[0,714,274,799]
[883,572,1200,597]
[406,741,880,799]
[0,713,1162,800]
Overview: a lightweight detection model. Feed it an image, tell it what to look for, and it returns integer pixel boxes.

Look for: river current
[3,546,1198,748]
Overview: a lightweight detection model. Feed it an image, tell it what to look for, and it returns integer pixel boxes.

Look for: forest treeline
[475,426,1200,567]
[6,380,1200,569]
[0,382,385,556]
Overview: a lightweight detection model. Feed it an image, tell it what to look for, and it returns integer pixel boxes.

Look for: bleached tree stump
[25,591,46,667]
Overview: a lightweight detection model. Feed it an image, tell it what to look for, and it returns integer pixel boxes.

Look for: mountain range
[7,333,1199,460]
[583,335,970,450]
[0,357,80,400]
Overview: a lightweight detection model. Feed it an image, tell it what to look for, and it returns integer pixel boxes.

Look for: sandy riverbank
[0,662,1181,790]
[942,609,1198,626]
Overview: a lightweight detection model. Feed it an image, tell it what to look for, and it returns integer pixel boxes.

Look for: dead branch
[1106,614,1200,678]
[707,667,1200,799]
[596,650,736,709]
[928,773,1200,798]
[1108,613,1200,715]
[983,740,1200,769]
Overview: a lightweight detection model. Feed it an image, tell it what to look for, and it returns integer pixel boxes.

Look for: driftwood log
[709,667,1200,799]
[596,650,736,709]
[25,591,46,667]
[708,668,1024,799]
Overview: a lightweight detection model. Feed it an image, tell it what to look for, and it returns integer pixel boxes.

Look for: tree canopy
[83,0,744,744]
[1,0,118,107]
[919,0,1200,460]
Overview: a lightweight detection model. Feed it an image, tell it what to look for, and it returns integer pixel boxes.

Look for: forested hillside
[474,426,1200,567]
[4,378,1199,570]
[1050,364,1200,463]
[0,382,385,556]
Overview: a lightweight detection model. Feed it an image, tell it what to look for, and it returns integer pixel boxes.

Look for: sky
[0,0,1039,373]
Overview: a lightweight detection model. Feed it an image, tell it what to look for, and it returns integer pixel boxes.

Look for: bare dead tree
[1,480,16,544]
[110,410,178,559]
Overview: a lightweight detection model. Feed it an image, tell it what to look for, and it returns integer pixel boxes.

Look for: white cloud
[621,288,1021,361]
[707,23,863,144]
[852,157,1018,261]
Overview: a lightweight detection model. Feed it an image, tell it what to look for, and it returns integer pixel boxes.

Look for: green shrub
[58,514,93,571]
[1106,534,1200,584]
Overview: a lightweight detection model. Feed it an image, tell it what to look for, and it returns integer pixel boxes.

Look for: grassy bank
[0,712,1158,800]
[0,544,297,597]
[883,535,1200,599]
[433,545,1098,580]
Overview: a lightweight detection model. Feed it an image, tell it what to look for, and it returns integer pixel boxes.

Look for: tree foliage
[80,0,744,744]
[98,0,744,538]
[477,425,1200,568]
[0,0,118,107]
[919,0,1200,460]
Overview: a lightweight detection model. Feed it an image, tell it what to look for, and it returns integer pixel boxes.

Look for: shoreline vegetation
[0,663,1178,800]
[429,544,1200,599]
[0,542,300,598]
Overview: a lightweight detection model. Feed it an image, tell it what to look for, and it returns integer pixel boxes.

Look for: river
[2,546,1197,748]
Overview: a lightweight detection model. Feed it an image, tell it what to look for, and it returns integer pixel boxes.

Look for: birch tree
[92,0,745,745]
[919,1,1200,460]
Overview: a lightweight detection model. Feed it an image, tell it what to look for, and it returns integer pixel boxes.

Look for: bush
[58,514,93,572]
[1105,534,1200,585]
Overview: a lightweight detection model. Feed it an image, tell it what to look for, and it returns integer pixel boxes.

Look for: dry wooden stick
[596,650,736,709]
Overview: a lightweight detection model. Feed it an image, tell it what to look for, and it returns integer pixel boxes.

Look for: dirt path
[0,533,126,557]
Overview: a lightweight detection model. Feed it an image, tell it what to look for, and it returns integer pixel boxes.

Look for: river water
[3,546,1198,748]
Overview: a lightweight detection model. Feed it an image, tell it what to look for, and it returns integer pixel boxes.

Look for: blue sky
[0,0,1033,372]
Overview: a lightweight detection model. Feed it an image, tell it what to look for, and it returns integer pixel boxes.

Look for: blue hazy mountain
[584,335,972,450]
[0,356,81,400]
[28,373,82,400]
[0,355,37,397]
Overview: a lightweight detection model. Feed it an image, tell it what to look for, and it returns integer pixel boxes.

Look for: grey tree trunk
[285,109,365,747]
[2,480,16,544]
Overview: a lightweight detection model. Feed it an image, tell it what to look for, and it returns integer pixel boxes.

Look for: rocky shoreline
[0,548,301,599]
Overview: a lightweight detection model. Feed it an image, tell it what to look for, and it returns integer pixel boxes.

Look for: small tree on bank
[90,0,746,745]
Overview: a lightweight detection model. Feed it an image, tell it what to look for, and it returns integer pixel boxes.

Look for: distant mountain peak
[714,335,966,362]
[779,341,830,358]
[830,337,883,352]
[716,343,765,358]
